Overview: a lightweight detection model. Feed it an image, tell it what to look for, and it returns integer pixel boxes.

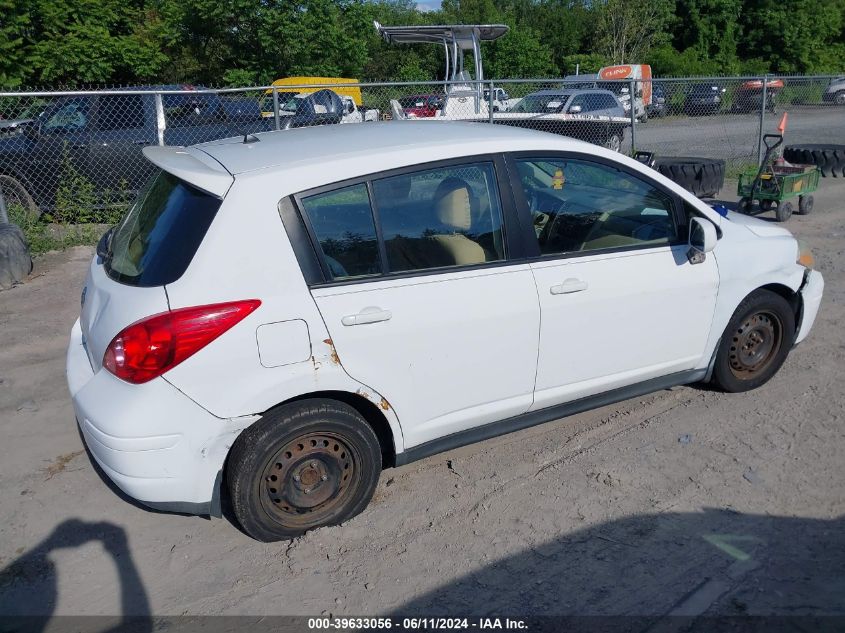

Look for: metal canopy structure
[374,22,509,84]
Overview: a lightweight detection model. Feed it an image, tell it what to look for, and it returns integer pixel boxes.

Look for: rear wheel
[604,132,622,153]
[227,399,382,541]
[712,290,795,393]
[0,175,40,227]
[737,197,753,213]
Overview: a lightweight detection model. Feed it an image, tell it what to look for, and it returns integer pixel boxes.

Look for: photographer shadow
[0,519,152,633]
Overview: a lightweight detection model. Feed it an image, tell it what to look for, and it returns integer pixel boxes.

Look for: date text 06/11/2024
[307,618,529,630]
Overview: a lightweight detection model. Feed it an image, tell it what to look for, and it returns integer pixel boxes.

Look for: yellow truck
[260,77,376,121]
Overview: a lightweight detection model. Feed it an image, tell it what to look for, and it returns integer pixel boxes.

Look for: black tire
[0,222,33,289]
[712,289,795,393]
[227,399,382,542]
[798,194,814,215]
[737,197,753,213]
[652,156,726,197]
[775,200,793,222]
[834,91,845,106]
[783,144,845,177]
[604,132,622,153]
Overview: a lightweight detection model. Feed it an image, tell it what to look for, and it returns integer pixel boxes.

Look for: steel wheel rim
[259,431,359,529]
[728,310,783,379]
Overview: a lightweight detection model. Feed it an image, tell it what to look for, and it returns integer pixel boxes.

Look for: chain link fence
[0,75,842,233]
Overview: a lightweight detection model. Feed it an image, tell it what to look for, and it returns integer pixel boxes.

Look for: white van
[597,64,653,121]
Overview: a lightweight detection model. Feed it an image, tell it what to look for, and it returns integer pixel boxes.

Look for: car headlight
[797,239,815,268]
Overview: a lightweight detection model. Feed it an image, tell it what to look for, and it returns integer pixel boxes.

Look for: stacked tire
[0,223,32,289]
[783,144,845,177]
[0,175,37,289]
[651,156,726,198]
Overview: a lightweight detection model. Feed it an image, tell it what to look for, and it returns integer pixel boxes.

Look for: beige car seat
[427,178,488,266]
[385,177,490,270]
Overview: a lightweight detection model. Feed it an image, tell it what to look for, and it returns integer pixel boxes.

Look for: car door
[298,157,541,448]
[90,94,157,195]
[507,153,719,410]
[30,97,93,207]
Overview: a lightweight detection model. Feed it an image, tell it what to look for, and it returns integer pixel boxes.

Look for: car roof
[188,121,596,177]
[529,89,615,98]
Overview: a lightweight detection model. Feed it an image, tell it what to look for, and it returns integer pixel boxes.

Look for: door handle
[341,307,392,326]
[550,278,588,295]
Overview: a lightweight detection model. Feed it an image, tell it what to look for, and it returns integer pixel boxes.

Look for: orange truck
[597,65,653,121]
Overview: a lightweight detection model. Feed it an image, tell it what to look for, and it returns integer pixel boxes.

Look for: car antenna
[243,132,260,144]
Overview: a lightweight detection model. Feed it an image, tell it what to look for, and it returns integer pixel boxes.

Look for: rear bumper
[795,270,824,345]
[66,318,252,515]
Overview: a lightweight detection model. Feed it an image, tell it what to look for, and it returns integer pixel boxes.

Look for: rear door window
[372,163,506,272]
[300,183,382,280]
[106,171,221,286]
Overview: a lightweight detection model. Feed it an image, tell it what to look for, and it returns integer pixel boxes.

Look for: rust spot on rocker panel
[379,397,391,411]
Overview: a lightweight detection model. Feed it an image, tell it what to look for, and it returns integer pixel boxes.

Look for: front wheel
[775,200,793,222]
[712,290,795,393]
[227,399,382,541]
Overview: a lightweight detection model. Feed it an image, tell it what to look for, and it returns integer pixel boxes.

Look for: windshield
[106,170,221,287]
[510,95,569,113]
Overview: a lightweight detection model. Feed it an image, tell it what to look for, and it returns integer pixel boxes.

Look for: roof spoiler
[142,146,234,198]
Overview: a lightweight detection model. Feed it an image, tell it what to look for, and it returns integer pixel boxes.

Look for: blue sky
[416,0,442,11]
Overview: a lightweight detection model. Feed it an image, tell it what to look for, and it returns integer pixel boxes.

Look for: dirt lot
[0,180,843,623]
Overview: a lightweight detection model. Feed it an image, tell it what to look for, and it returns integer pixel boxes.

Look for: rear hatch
[80,148,232,371]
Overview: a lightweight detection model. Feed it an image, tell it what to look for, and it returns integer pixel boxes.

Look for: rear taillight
[103,300,261,384]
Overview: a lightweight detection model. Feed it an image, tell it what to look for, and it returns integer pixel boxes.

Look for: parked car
[646,81,668,118]
[822,76,845,105]
[279,91,379,124]
[399,94,443,118]
[510,89,625,119]
[684,83,726,116]
[731,79,782,114]
[67,122,824,541]
[560,74,598,90]
[0,86,270,211]
[482,87,511,111]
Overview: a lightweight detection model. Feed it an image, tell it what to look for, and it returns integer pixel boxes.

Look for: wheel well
[275,391,397,468]
[760,282,801,323]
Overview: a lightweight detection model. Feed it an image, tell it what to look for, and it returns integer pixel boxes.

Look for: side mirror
[688,217,717,262]
[569,105,582,114]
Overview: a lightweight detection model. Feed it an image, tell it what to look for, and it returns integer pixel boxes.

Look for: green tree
[488,25,556,78]
[595,0,675,64]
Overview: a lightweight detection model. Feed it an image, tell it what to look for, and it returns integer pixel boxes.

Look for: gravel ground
[0,180,843,622]
[631,106,845,165]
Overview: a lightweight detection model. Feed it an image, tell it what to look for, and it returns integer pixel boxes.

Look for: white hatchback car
[67,122,823,541]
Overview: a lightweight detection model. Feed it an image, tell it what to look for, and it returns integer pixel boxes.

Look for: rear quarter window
[106,171,221,286]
